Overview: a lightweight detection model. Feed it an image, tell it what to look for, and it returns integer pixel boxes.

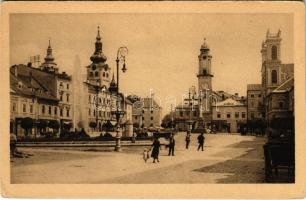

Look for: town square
[9,13,294,184]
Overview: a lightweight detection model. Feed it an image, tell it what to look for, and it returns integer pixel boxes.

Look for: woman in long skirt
[151,137,161,163]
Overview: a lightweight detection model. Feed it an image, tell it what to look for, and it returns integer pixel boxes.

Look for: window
[226,113,231,119]
[193,111,197,117]
[258,94,262,98]
[271,70,277,84]
[99,98,102,103]
[49,106,52,115]
[60,108,63,117]
[251,112,255,119]
[89,95,91,102]
[250,94,254,98]
[242,112,246,118]
[251,101,255,108]
[23,104,26,113]
[95,71,99,77]
[135,116,138,120]
[42,105,45,114]
[67,109,70,117]
[151,110,153,114]
[203,69,207,75]
[12,103,16,112]
[59,82,63,87]
[217,113,221,118]
[54,107,57,115]
[60,95,63,101]
[142,117,144,120]
[90,72,94,77]
[106,73,109,78]
[272,45,277,60]
[89,108,91,116]
[66,94,69,102]
[99,111,102,117]
[180,111,183,117]
[279,101,284,109]
[235,112,239,118]
[150,123,153,127]
[93,110,96,117]
[151,117,153,120]
[67,84,69,90]
[103,72,105,77]
[29,104,33,113]
[142,110,145,114]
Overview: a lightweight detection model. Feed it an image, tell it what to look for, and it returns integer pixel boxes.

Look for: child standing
[143,148,150,162]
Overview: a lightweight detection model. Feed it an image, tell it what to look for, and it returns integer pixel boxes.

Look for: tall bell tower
[197,38,213,128]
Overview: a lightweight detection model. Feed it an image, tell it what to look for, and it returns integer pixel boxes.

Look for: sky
[10,13,293,115]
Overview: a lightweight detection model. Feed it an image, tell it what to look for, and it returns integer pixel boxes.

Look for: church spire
[90,26,107,63]
[45,39,55,63]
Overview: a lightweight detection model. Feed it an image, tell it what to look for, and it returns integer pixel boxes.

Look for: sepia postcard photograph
[0,1,305,198]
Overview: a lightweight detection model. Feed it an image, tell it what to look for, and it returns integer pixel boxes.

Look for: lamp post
[113,46,128,152]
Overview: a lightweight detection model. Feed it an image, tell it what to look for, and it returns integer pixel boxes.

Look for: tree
[21,117,33,137]
[89,121,97,130]
[161,112,175,128]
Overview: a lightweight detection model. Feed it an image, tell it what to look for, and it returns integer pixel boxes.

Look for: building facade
[132,97,162,129]
[247,84,264,121]
[212,98,247,133]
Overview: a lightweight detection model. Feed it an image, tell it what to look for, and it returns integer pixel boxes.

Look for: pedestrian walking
[197,132,205,151]
[151,137,161,163]
[168,135,175,156]
[185,132,191,149]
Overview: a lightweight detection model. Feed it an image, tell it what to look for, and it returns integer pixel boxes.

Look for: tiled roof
[213,98,245,107]
[272,77,294,93]
[247,84,262,91]
[10,72,58,101]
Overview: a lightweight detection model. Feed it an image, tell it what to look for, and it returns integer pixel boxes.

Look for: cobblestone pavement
[11,133,267,183]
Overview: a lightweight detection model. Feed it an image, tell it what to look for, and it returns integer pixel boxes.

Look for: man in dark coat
[151,137,161,163]
[168,135,175,156]
[197,132,205,151]
[185,132,191,149]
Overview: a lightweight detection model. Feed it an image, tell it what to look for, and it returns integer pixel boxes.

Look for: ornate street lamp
[113,46,128,152]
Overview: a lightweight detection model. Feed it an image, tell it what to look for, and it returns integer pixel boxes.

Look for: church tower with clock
[197,38,213,127]
[86,26,111,88]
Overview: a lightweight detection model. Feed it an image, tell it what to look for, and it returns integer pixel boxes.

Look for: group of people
[143,132,206,163]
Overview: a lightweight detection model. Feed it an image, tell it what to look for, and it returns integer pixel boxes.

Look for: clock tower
[86,26,111,88]
[197,38,213,127]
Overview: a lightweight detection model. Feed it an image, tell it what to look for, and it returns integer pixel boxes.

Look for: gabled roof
[272,77,294,93]
[213,98,245,107]
[133,97,162,110]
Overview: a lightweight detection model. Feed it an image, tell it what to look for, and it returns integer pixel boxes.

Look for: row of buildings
[10,27,162,138]
[173,29,294,134]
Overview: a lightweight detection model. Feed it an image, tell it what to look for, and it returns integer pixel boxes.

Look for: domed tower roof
[90,26,107,63]
[200,38,209,51]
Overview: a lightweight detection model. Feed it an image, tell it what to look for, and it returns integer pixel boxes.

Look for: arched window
[271,70,277,84]
[103,72,106,77]
[272,45,277,60]
[95,71,99,77]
